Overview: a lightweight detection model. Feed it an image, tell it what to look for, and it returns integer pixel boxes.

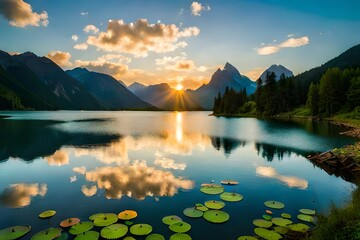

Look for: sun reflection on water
[176,112,183,143]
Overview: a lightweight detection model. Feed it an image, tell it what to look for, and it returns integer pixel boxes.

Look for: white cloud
[287,33,295,38]
[70,176,77,183]
[0,0,48,27]
[154,151,186,170]
[81,185,97,197]
[83,24,99,34]
[44,150,69,166]
[47,51,73,67]
[86,19,200,57]
[80,12,88,16]
[190,1,211,16]
[74,43,88,50]
[257,36,309,55]
[155,55,196,71]
[0,183,47,208]
[73,166,87,175]
[71,35,79,42]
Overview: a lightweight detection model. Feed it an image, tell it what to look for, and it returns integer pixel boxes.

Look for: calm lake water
[0,111,356,239]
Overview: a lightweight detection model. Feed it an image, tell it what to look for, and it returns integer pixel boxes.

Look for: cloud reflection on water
[44,149,69,166]
[0,183,47,208]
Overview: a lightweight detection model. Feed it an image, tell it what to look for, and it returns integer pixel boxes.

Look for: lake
[0,111,356,239]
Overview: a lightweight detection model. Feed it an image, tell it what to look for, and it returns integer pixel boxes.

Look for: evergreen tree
[307,83,319,115]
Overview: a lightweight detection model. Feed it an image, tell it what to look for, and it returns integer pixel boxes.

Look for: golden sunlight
[176,112,183,143]
[175,83,183,91]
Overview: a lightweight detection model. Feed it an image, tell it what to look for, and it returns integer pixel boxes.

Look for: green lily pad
[0,225,31,240]
[93,213,118,227]
[264,201,285,209]
[69,221,94,235]
[146,233,165,240]
[100,224,128,239]
[253,219,272,228]
[288,223,310,232]
[118,210,138,220]
[125,221,133,226]
[57,233,68,240]
[89,213,104,221]
[297,214,314,223]
[274,226,288,235]
[183,208,203,218]
[281,213,291,219]
[299,209,316,215]
[195,203,208,212]
[254,228,282,240]
[31,228,62,240]
[169,233,192,240]
[130,224,153,236]
[220,180,239,185]
[39,210,56,219]
[203,210,229,223]
[74,231,99,240]
[263,215,272,221]
[162,216,182,225]
[200,184,224,195]
[271,217,293,227]
[123,237,136,240]
[220,192,243,202]
[237,237,258,240]
[169,222,191,233]
[204,200,225,210]
[60,218,80,228]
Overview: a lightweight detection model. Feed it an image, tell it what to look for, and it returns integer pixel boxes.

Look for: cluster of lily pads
[0,179,316,240]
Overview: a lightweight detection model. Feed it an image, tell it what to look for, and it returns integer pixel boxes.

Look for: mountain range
[259,64,293,81]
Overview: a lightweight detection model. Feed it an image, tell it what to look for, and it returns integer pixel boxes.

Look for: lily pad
[264,201,285,209]
[100,224,128,239]
[0,225,31,240]
[89,213,104,221]
[57,233,68,240]
[254,228,282,240]
[263,215,272,221]
[170,233,192,240]
[299,209,316,215]
[146,233,165,240]
[74,231,99,240]
[200,184,224,195]
[123,237,136,240]
[93,213,118,227]
[60,218,80,228]
[288,223,310,233]
[162,216,182,225]
[39,210,56,219]
[183,207,203,218]
[220,192,243,202]
[237,237,258,240]
[130,224,153,236]
[271,217,292,227]
[220,180,239,185]
[273,226,288,235]
[281,213,291,219]
[253,219,272,228]
[118,210,138,220]
[125,221,133,226]
[169,222,191,233]
[195,203,208,212]
[31,228,62,240]
[69,221,94,235]
[266,210,273,215]
[204,200,225,210]
[203,210,229,224]
[297,214,314,223]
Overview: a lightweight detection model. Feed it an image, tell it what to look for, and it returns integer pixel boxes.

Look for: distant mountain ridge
[193,62,256,109]
[259,64,293,81]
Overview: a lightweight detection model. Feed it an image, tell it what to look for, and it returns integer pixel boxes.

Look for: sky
[0,0,360,90]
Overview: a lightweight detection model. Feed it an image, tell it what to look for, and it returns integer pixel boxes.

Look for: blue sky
[0,0,359,89]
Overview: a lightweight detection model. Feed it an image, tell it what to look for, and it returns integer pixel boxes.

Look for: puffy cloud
[74,43,88,50]
[257,36,309,55]
[287,33,295,38]
[81,185,97,197]
[0,0,48,28]
[155,56,196,71]
[0,183,47,208]
[74,58,128,80]
[86,19,200,57]
[44,149,69,166]
[71,34,79,42]
[47,50,73,67]
[85,161,194,200]
[190,1,211,16]
[154,151,186,170]
[73,166,87,175]
[70,176,77,183]
[256,166,308,190]
[83,24,99,34]
[80,12,88,16]
[97,54,131,64]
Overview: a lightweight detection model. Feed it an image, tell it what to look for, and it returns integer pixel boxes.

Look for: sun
[175,84,183,91]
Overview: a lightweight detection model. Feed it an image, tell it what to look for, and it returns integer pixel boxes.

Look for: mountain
[259,64,293,81]
[130,83,202,110]
[193,62,256,109]
[66,68,154,110]
[294,44,360,103]
[128,82,147,93]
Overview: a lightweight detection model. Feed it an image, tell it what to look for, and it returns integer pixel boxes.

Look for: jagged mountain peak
[259,64,293,81]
